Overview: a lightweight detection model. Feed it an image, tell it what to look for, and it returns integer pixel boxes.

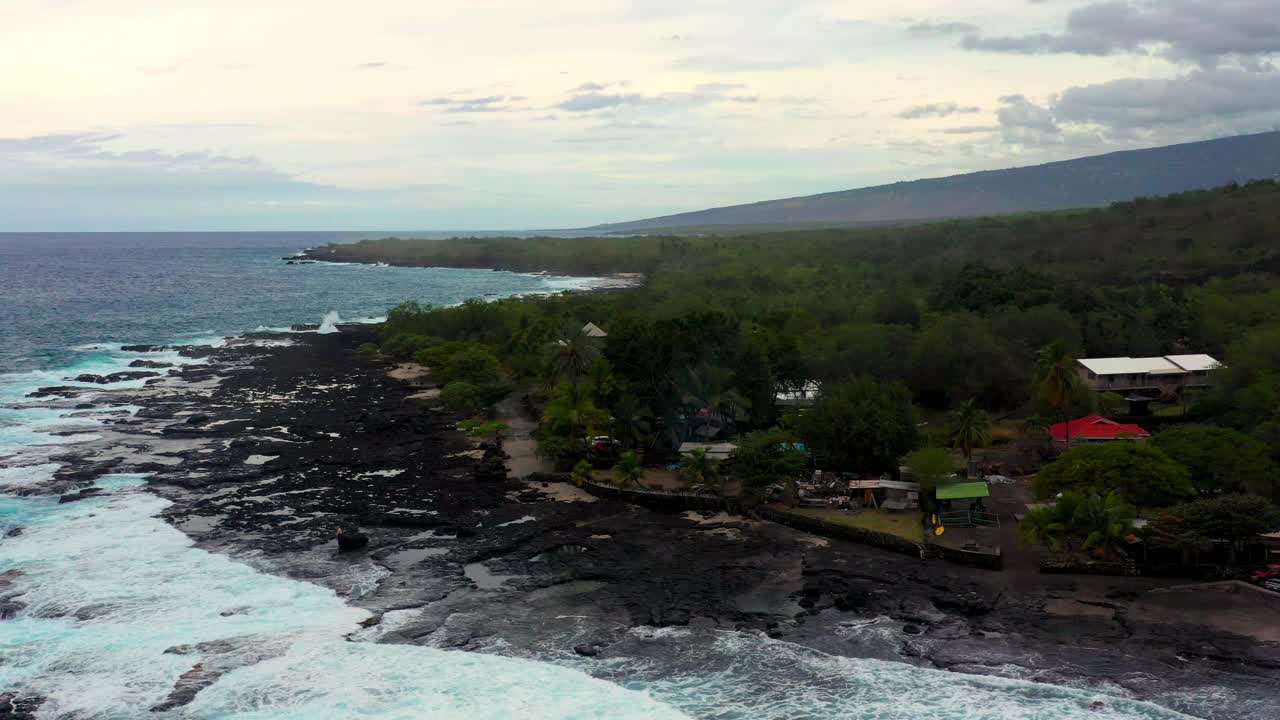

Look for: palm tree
[543,382,606,455]
[610,395,652,450]
[1076,491,1135,561]
[682,365,750,439]
[1037,340,1081,449]
[548,323,602,387]
[681,448,723,495]
[571,459,595,487]
[949,398,992,473]
[613,451,644,489]
[1018,506,1068,553]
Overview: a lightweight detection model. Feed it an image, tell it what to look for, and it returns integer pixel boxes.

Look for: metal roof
[1165,354,1222,372]
[1078,354,1222,376]
[1077,357,1183,375]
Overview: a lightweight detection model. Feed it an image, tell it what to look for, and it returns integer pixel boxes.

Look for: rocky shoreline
[11,329,1280,718]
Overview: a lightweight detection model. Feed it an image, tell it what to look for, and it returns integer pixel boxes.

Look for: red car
[1249,563,1280,580]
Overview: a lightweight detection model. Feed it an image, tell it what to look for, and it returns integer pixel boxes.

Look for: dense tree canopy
[1147,495,1280,549]
[1034,443,1195,509]
[1151,426,1280,501]
[797,377,920,473]
[365,182,1280,501]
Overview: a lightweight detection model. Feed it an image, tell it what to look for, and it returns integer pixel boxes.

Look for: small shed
[581,322,608,338]
[678,442,736,461]
[847,478,921,511]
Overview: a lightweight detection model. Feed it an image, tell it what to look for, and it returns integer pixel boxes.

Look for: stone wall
[927,542,1004,570]
[757,507,923,557]
[580,481,740,514]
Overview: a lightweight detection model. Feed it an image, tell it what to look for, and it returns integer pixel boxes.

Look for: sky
[1,0,1278,231]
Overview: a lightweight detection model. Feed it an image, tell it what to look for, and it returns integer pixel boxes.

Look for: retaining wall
[757,507,923,557]
[580,481,740,514]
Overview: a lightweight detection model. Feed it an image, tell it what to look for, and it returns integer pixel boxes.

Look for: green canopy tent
[936,482,990,501]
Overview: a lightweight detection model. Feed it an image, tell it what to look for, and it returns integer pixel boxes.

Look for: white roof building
[1077,355,1221,376]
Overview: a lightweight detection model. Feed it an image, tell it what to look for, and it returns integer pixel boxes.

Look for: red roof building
[1049,415,1150,443]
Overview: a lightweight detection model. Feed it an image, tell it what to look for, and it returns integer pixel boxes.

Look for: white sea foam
[316,311,342,334]
[0,480,690,720]
[575,630,1197,720]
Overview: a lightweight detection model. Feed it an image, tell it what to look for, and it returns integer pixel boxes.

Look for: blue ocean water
[0,232,591,372]
[0,233,1210,719]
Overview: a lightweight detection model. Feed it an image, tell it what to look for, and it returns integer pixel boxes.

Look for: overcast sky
[2,0,1277,230]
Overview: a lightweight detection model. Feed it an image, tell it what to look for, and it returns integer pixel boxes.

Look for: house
[581,322,608,338]
[1049,415,1150,445]
[1076,354,1221,399]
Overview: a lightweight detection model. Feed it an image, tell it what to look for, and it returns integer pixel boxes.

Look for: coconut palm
[542,382,606,455]
[571,459,595,487]
[681,364,750,439]
[948,398,992,468]
[1037,340,1081,449]
[681,448,723,495]
[1018,505,1069,553]
[610,395,652,450]
[1076,491,1136,561]
[613,451,644,489]
[548,323,602,387]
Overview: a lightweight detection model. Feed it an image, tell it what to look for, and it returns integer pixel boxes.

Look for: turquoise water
[0,233,1208,718]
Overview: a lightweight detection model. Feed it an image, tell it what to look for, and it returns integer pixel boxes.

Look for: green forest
[342,181,1280,564]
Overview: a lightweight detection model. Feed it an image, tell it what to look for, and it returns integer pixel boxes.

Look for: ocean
[0,233,1201,719]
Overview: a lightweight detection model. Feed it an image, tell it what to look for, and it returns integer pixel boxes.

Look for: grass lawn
[773,506,925,543]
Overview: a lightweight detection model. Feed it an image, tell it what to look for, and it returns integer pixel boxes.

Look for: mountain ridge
[589,130,1280,232]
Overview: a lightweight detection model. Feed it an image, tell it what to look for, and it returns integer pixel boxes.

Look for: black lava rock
[336,528,369,552]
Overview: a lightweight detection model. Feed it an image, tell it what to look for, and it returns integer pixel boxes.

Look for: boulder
[27,386,84,398]
[58,488,105,504]
[0,601,24,620]
[186,414,211,426]
[0,691,44,719]
[573,644,600,657]
[336,527,369,552]
[149,663,223,712]
[129,360,174,369]
[120,344,166,352]
[70,371,159,384]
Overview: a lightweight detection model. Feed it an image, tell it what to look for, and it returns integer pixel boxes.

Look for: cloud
[932,125,1000,135]
[557,93,645,112]
[555,85,758,113]
[962,0,1280,65]
[669,55,816,72]
[354,61,388,70]
[420,95,526,113]
[906,21,979,36]
[573,82,609,91]
[997,94,1061,145]
[1055,67,1280,127]
[896,102,982,119]
[989,67,1280,152]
